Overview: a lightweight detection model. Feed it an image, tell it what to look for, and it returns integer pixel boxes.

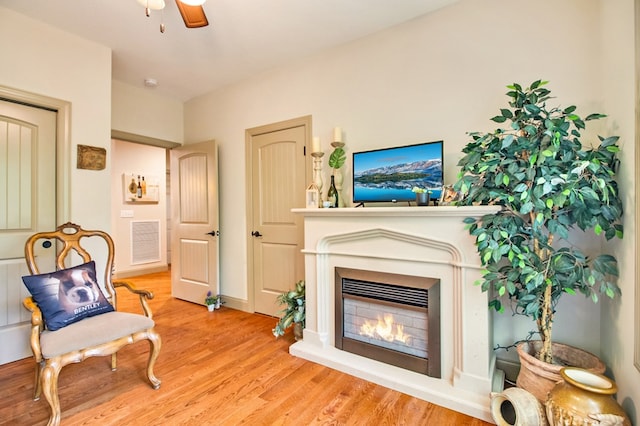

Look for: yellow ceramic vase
[546,367,631,426]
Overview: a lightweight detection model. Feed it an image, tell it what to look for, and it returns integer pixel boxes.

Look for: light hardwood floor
[0,270,492,425]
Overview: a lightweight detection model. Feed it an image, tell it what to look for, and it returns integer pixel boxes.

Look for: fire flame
[359,314,411,344]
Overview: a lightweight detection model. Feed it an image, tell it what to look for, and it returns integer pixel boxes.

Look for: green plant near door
[273,280,305,338]
[453,80,624,364]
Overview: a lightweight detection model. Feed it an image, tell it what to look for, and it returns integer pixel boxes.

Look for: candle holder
[311,152,324,207]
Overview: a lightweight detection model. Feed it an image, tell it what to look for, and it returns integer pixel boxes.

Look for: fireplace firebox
[335,267,441,377]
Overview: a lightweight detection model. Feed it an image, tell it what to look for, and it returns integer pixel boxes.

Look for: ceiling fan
[137,0,209,33]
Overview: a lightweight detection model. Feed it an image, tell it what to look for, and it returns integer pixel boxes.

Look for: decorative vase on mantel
[516,341,605,402]
[546,367,631,426]
[329,139,346,207]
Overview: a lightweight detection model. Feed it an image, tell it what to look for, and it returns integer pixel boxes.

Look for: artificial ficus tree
[453,80,623,364]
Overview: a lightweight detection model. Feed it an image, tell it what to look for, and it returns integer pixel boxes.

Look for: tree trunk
[535,231,554,364]
[538,283,553,363]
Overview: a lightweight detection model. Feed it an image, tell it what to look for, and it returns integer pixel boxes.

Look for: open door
[170,140,219,304]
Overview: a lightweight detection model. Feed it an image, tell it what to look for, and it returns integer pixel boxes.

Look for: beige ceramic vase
[490,387,546,426]
[546,367,631,426]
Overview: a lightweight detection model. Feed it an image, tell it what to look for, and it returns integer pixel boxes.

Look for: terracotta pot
[516,341,605,401]
[546,367,631,426]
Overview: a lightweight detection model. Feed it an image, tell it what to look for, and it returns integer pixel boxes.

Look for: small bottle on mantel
[327,175,338,208]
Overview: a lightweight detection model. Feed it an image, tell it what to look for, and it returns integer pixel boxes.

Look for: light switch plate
[120,209,134,218]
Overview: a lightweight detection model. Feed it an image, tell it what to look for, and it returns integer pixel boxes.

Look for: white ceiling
[0,0,458,101]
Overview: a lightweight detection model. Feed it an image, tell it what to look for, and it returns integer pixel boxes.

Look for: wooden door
[170,141,219,305]
[249,121,308,316]
[0,99,56,364]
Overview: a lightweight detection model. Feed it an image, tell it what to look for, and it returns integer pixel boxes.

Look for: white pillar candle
[333,127,342,143]
[312,136,321,153]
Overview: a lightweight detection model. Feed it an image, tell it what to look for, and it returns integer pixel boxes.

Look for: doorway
[246,116,311,316]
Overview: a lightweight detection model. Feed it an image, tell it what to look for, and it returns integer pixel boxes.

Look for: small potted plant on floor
[453,80,624,400]
[205,291,218,312]
[273,280,305,340]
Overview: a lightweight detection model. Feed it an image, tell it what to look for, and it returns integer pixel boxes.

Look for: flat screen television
[352,140,444,205]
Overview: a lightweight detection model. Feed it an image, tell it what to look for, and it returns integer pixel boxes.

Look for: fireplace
[335,267,440,377]
[290,206,501,422]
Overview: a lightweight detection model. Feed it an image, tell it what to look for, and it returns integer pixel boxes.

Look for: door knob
[251,231,263,237]
[206,230,219,237]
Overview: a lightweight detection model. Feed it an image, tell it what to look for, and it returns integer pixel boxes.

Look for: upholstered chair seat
[39,312,155,358]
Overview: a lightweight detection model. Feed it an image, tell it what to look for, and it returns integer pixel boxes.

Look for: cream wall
[183,0,638,419]
[600,0,638,421]
[110,140,168,277]
[0,7,112,235]
[112,80,184,144]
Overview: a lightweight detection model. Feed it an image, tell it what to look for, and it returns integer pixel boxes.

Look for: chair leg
[33,360,43,400]
[41,360,63,426]
[146,331,162,389]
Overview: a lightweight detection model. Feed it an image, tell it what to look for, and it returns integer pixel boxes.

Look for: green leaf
[594,223,603,235]
[524,104,541,114]
[328,147,346,169]
[585,113,607,121]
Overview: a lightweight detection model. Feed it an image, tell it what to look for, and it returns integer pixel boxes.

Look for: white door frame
[245,115,312,313]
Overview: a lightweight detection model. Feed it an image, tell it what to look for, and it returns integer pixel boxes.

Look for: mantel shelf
[292,205,500,218]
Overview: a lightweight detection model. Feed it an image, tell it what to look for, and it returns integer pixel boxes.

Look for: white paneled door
[250,124,307,316]
[0,99,56,364]
[170,141,219,305]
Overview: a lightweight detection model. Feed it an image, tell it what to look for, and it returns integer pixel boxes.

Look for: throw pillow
[22,261,115,331]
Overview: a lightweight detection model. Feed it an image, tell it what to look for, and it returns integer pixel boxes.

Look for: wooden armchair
[22,223,161,426]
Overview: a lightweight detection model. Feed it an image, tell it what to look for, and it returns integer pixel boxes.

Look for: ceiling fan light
[137,0,166,10]
[179,0,206,5]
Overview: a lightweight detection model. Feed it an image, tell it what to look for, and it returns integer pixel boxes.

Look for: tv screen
[352,141,444,204]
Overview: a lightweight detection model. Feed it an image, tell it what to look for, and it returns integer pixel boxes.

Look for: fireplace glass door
[335,267,441,377]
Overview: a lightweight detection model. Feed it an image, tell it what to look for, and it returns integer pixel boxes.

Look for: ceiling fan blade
[175,0,209,28]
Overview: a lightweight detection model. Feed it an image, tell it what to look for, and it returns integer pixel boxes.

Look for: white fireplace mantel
[291,206,501,422]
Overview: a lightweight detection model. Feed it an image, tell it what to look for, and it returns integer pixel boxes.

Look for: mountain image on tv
[354,159,442,191]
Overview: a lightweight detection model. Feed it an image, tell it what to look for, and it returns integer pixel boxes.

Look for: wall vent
[131,220,160,265]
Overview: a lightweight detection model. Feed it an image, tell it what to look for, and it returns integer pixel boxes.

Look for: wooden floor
[0,270,492,425]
